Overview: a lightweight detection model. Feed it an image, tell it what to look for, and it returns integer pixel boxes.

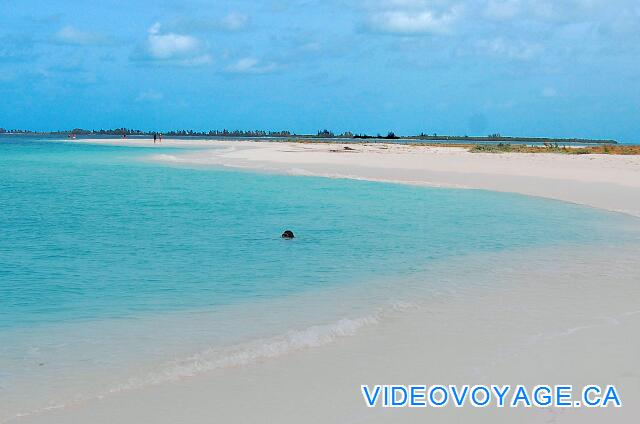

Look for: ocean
[1,136,639,421]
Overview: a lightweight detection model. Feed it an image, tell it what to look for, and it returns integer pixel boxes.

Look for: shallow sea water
[1,137,639,421]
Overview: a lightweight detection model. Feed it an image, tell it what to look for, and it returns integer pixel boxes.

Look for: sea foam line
[6,304,417,423]
[113,315,380,390]
[114,299,413,391]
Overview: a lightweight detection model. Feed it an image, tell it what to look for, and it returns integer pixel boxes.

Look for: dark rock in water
[282,230,295,239]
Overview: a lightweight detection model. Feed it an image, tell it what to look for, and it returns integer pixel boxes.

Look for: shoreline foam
[12,244,640,424]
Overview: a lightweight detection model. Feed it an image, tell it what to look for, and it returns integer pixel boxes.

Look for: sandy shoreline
[16,245,640,424]
[13,138,640,424]
[72,138,640,217]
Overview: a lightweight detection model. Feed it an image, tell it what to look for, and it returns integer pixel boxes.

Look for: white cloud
[484,0,639,25]
[225,57,278,74]
[364,0,640,35]
[53,26,108,45]
[352,0,640,72]
[141,23,212,65]
[147,23,197,59]
[366,4,463,35]
[220,12,249,31]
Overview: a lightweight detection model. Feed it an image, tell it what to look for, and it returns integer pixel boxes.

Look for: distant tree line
[0,127,617,144]
[30,128,293,137]
[354,131,399,140]
[164,129,292,137]
[316,129,354,138]
[0,128,32,134]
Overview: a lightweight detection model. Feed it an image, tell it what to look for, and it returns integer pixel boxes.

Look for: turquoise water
[1,137,639,419]
[1,138,637,330]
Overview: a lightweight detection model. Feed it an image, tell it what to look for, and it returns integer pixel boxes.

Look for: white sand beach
[17,138,640,424]
[78,138,640,217]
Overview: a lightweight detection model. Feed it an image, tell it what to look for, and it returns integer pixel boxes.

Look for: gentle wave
[7,308,404,422]
[118,316,379,389]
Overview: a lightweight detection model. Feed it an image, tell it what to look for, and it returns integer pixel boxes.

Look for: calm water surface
[1,137,639,420]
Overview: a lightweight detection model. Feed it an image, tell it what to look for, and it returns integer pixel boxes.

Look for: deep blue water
[1,137,638,331]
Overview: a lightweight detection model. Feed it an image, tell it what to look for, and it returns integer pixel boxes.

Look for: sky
[1,0,639,141]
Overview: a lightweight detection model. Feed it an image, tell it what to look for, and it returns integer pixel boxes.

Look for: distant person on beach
[153,133,157,144]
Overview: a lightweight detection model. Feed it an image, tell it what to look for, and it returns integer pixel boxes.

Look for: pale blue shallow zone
[0,137,638,331]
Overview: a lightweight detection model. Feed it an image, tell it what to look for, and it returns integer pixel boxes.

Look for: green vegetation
[0,127,619,145]
[469,143,640,155]
[281,139,639,155]
[469,143,518,153]
[0,128,292,137]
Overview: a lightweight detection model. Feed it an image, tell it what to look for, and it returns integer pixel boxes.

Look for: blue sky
[1,0,639,141]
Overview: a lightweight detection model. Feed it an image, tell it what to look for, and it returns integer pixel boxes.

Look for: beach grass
[271,137,640,155]
[469,143,640,155]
